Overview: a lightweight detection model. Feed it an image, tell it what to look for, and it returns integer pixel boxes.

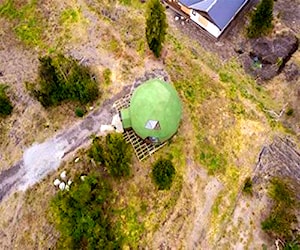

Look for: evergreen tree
[145,0,167,57]
[247,0,274,38]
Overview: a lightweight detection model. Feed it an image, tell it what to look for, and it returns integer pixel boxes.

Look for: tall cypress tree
[145,0,167,57]
[247,0,274,38]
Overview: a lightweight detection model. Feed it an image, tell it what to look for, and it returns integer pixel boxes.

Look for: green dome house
[120,79,182,144]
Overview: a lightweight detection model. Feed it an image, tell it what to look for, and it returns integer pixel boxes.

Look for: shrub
[152,158,175,190]
[247,0,274,38]
[30,54,99,107]
[242,177,253,195]
[145,0,167,57]
[286,108,294,116]
[0,84,13,117]
[50,173,120,249]
[89,134,132,178]
[103,68,112,86]
[75,107,86,117]
[261,178,298,241]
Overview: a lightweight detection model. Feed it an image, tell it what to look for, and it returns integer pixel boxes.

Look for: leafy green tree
[50,173,120,249]
[0,84,13,117]
[89,134,132,178]
[247,0,274,38]
[152,158,175,190]
[145,0,167,57]
[30,54,99,107]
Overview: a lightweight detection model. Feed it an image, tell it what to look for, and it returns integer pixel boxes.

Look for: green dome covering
[120,79,182,143]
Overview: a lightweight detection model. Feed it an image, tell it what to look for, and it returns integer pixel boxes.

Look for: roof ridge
[206,0,217,11]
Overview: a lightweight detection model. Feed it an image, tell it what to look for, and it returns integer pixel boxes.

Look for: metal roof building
[120,79,182,144]
[165,0,249,38]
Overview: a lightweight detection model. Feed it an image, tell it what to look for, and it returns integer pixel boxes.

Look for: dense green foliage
[89,134,132,178]
[145,0,167,57]
[0,84,13,117]
[50,173,120,249]
[30,54,99,107]
[261,178,298,242]
[247,0,274,38]
[242,177,253,195]
[75,107,86,117]
[152,158,175,190]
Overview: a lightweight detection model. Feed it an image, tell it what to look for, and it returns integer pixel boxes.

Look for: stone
[284,63,299,82]
[60,170,67,180]
[59,182,66,190]
[53,179,61,186]
[244,32,299,81]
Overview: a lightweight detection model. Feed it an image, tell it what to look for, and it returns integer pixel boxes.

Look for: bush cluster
[0,84,13,117]
[151,158,175,190]
[30,54,99,107]
[50,173,120,249]
[242,177,253,195]
[247,0,274,38]
[89,133,132,178]
[261,178,298,242]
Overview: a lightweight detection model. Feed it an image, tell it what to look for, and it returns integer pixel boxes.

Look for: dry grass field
[0,0,299,249]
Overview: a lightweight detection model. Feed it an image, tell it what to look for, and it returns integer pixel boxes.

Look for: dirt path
[0,96,115,202]
[0,66,170,202]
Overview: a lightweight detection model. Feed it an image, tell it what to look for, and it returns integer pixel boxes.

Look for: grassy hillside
[0,0,299,249]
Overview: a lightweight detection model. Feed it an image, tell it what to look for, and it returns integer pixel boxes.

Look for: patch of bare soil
[165,0,258,61]
[166,0,300,78]
[152,162,223,249]
[218,137,300,249]
[242,32,299,81]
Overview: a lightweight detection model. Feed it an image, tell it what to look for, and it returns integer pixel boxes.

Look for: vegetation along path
[0,96,116,202]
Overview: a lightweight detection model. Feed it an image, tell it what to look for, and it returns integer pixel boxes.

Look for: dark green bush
[50,173,120,249]
[286,108,294,117]
[242,177,253,195]
[75,107,86,117]
[247,0,274,38]
[89,134,132,178]
[31,54,99,107]
[152,158,175,190]
[0,84,13,117]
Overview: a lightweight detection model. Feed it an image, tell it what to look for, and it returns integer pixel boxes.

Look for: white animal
[53,179,61,186]
[60,170,67,180]
[59,182,66,190]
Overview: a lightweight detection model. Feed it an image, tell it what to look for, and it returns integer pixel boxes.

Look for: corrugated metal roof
[179,0,248,30]
[208,0,248,29]
[189,0,215,12]
[180,0,206,7]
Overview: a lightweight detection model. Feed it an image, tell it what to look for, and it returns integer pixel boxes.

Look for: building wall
[166,0,222,38]
[188,7,221,37]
